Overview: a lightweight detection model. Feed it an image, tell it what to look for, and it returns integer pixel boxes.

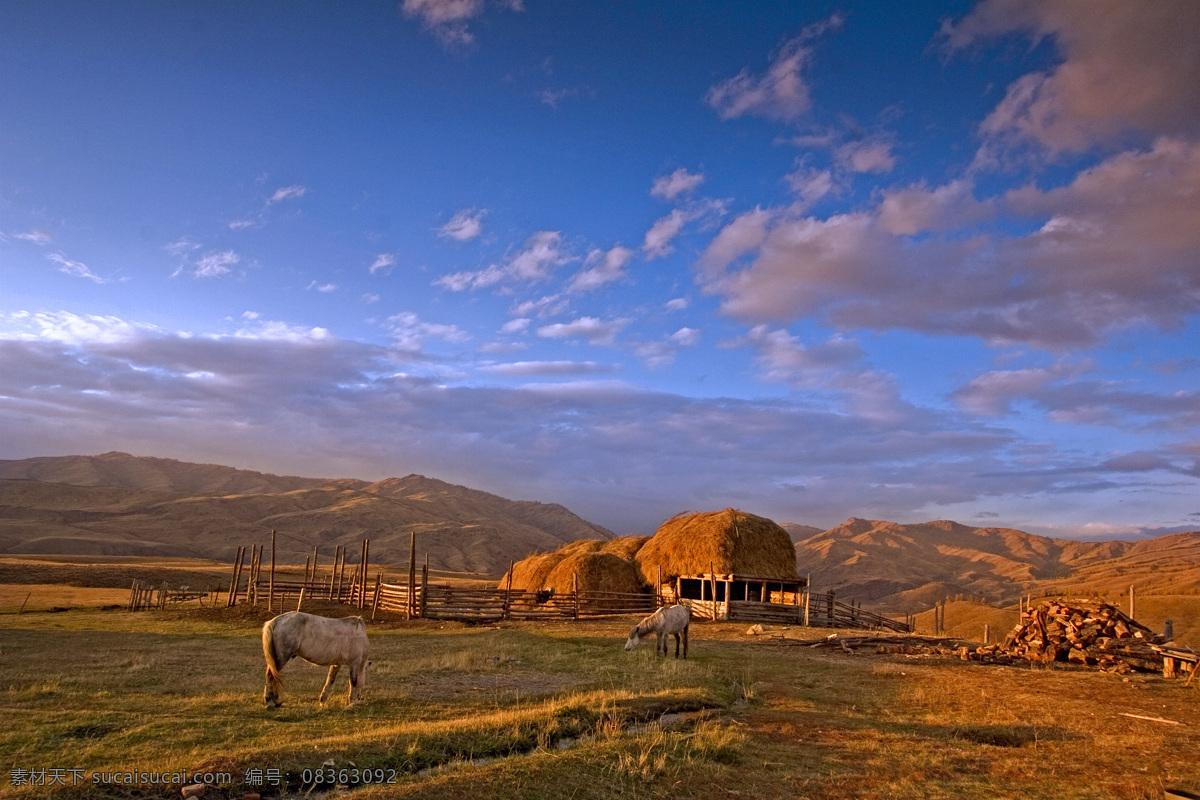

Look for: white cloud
[268,185,307,205]
[479,360,610,377]
[706,16,842,122]
[953,364,1200,429]
[698,138,1200,349]
[307,281,337,293]
[834,139,896,174]
[500,318,531,334]
[401,0,522,47]
[2,310,1194,535]
[642,210,690,259]
[783,165,836,209]
[370,254,396,275]
[651,168,705,200]
[437,231,570,291]
[438,209,486,242]
[15,229,52,245]
[193,250,240,279]
[670,327,701,347]
[707,38,813,122]
[665,298,689,312]
[386,311,470,351]
[47,253,105,284]
[878,179,993,236]
[537,316,629,346]
[566,245,633,293]
[0,310,160,344]
[942,0,1200,159]
[697,207,773,280]
[511,295,568,318]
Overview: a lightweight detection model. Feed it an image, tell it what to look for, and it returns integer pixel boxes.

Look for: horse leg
[264,653,291,708]
[673,631,681,658]
[347,663,362,705]
[318,664,340,704]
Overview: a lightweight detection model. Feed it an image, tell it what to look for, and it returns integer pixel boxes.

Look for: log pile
[975,599,1165,672]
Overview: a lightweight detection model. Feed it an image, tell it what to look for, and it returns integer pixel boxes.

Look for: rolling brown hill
[0,453,614,574]
[795,517,1200,614]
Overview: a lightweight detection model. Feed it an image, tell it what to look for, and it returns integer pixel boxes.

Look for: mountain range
[0,452,613,572]
[2,453,1196,611]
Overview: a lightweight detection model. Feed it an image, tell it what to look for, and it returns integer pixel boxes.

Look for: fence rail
[124,533,909,634]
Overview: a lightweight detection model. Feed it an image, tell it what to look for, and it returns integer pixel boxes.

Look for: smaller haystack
[500,536,651,592]
[543,551,644,595]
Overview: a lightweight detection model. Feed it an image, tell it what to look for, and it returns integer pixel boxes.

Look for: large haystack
[635,508,798,583]
[543,551,644,595]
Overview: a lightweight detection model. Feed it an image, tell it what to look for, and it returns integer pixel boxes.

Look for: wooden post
[984,623,991,645]
[723,578,732,620]
[227,546,243,607]
[268,530,277,615]
[1129,585,1136,621]
[296,586,306,612]
[572,572,579,620]
[231,546,247,607]
[311,546,319,586]
[827,590,835,627]
[803,588,811,627]
[420,555,428,619]
[656,565,662,607]
[709,562,718,621]
[407,531,417,620]
[360,539,370,610]
[504,561,514,620]
[371,572,383,620]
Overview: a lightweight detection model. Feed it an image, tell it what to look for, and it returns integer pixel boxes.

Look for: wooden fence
[124,532,908,633]
[127,580,211,611]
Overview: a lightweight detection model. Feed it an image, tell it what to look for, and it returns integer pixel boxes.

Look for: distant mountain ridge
[0,453,613,573]
[2,454,1196,608]
[793,517,1200,613]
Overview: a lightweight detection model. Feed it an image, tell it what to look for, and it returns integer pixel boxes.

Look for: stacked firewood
[975,599,1165,672]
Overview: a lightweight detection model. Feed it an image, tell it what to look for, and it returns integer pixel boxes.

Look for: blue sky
[2,0,1198,539]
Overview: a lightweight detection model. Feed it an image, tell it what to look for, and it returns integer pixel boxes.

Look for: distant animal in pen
[262,611,370,707]
[625,604,691,658]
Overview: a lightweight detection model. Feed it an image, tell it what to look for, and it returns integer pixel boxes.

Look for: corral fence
[684,593,909,633]
[127,579,213,611]
[125,531,910,633]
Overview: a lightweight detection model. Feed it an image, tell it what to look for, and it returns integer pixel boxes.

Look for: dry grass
[2,582,1198,800]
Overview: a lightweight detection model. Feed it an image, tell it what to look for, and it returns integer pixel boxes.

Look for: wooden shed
[634,509,805,617]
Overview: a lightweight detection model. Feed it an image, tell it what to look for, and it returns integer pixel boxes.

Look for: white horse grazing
[262,611,370,708]
[625,604,691,658]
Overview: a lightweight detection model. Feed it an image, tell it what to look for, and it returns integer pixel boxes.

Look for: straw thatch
[635,508,798,583]
[501,551,564,592]
[543,551,645,595]
[599,535,651,561]
[500,536,651,591]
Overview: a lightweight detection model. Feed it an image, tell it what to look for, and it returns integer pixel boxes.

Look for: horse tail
[262,617,284,695]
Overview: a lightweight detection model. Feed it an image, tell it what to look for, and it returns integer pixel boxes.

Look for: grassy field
[2,590,1198,800]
